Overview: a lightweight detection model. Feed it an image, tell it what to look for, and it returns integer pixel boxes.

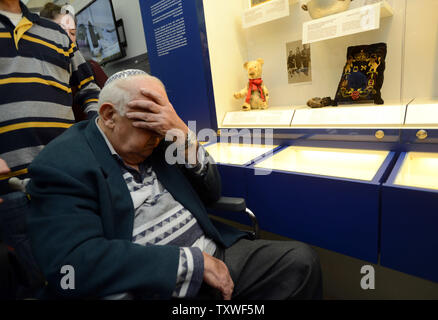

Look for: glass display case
[139,0,438,282]
[394,152,438,190]
[254,146,389,181]
[382,151,438,283]
[204,142,278,166]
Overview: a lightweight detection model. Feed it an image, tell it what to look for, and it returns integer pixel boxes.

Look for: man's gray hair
[98,69,165,115]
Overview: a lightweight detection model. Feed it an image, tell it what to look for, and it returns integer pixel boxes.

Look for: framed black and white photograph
[286,40,312,84]
[250,0,273,8]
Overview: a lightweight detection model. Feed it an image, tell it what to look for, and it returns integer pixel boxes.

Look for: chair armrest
[207,197,246,212]
[207,197,259,240]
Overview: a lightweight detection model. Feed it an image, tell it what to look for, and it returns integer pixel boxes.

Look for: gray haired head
[98,69,165,116]
[104,69,148,87]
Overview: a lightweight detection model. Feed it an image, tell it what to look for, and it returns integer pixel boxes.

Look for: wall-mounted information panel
[139,0,216,132]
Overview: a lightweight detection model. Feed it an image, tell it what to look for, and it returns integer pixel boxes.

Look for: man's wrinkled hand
[202,252,234,300]
[125,88,188,137]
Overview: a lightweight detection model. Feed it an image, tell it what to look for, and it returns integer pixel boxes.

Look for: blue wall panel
[139,0,216,131]
[217,164,248,199]
[209,164,250,226]
[246,170,381,263]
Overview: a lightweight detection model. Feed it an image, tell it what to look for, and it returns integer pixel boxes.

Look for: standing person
[0,0,100,298]
[0,158,19,299]
[40,2,108,121]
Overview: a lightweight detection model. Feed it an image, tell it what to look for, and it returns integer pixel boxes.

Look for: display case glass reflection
[394,152,438,191]
[255,146,389,181]
[205,143,277,165]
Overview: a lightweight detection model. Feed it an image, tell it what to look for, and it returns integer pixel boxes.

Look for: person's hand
[0,158,11,204]
[202,252,234,300]
[126,88,188,138]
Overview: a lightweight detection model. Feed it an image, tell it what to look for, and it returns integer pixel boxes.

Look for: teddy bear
[233,58,269,111]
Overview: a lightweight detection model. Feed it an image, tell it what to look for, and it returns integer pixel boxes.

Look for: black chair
[207,196,260,240]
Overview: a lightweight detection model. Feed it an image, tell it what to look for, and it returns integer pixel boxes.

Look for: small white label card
[303,3,381,44]
[222,108,294,127]
[243,0,290,29]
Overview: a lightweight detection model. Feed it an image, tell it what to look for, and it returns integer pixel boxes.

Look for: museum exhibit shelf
[221,106,299,128]
[221,102,407,129]
[291,103,406,128]
[199,0,405,134]
[381,151,438,282]
[242,146,395,263]
[302,1,394,44]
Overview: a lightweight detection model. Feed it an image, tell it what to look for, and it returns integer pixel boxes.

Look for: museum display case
[139,0,438,280]
[204,142,278,166]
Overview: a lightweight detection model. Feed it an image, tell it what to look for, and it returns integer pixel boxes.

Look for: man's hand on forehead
[126,88,188,138]
[140,87,167,105]
[126,88,162,113]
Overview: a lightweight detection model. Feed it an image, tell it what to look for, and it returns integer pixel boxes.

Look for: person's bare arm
[202,252,234,300]
[0,158,10,204]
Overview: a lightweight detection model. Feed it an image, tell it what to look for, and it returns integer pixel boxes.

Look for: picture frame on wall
[249,0,273,8]
[286,40,312,84]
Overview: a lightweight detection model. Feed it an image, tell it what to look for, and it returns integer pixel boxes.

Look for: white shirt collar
[0,9,23,27]
[95,117,118,156]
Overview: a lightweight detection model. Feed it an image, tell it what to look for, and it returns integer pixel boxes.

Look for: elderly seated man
[26,70,322,300]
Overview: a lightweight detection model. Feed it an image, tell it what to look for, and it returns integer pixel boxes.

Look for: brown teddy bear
[233,58,269,111]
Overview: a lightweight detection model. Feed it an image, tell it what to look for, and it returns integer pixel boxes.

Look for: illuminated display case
[139,0,438,281]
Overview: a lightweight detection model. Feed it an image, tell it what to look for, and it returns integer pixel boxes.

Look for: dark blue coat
[26,117,246,299]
